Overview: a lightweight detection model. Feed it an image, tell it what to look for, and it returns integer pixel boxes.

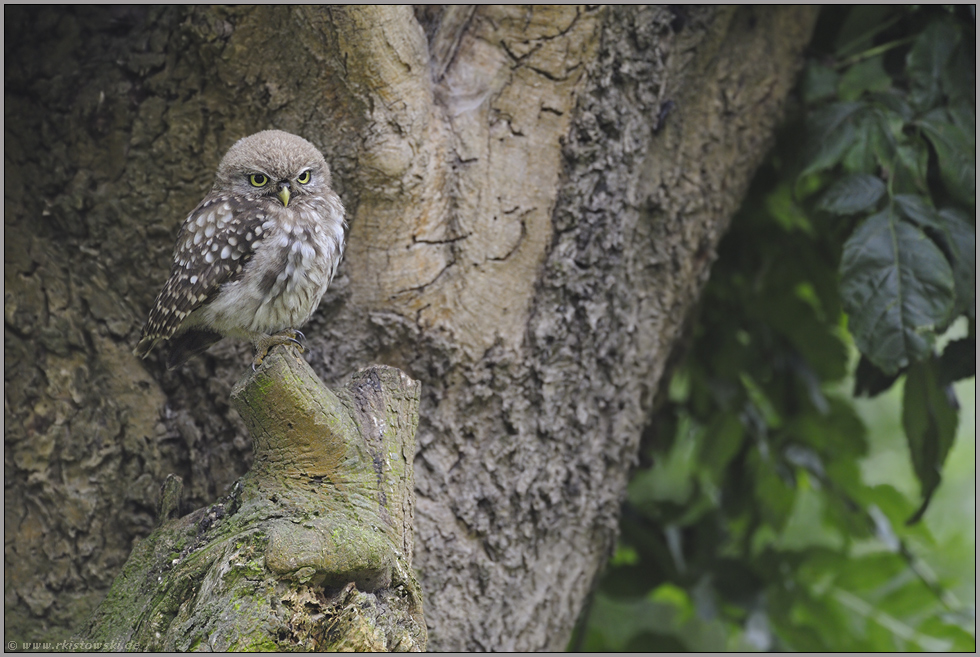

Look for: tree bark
[4,5,818,650]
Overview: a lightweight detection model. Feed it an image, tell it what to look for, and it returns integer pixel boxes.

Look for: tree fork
[76,348,426,651]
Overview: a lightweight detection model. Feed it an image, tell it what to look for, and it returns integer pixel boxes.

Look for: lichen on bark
[76,348,425,651]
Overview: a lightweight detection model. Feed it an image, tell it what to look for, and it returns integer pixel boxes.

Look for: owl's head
[214,130,331,207]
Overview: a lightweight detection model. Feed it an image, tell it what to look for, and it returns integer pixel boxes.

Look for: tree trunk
[4,5,818,651]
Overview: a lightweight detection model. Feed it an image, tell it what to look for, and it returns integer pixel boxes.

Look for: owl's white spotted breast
[193,191,344,338]
[138,191,344,350]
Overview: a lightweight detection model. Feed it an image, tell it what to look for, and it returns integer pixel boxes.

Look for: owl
[134,130,346,370]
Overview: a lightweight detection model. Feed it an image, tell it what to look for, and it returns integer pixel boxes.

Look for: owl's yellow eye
[297,170,312,185]
[249,173,269,187]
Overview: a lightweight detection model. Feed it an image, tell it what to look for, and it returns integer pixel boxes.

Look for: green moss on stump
[76,346,425,651]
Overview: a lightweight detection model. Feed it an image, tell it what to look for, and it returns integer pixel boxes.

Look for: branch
[76,347,425,651]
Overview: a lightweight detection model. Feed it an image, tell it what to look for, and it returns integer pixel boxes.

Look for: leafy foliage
[801,5,974,517]
[575,6,975,652]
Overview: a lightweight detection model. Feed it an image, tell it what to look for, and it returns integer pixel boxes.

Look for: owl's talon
[252,329,307,370]
[278,328,306,353]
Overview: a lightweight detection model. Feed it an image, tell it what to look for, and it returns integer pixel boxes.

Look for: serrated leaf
[840,210,956,374]
[906,18,959,110]
[801,103,864,178]
[837,55,892,102]
[893,194,943,230]
[841,114,879,173]
[936,208,976,317]
[918,115,976,208]
[817,174,885,215]
[902,357,959,524]
[890,142,929,195]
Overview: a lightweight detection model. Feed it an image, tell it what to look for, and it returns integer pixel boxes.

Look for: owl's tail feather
[133,336,156,360]
[165,328,224,370]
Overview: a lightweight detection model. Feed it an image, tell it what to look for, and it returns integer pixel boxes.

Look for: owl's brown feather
[135,195,261,354]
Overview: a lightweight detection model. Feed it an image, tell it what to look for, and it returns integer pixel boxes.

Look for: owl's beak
[277,182,291,207]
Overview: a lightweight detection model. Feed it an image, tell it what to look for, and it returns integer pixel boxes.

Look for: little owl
[134,130,345,369]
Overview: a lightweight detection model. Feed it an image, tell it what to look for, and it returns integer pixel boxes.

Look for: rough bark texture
[4,5,818,650]
[75,353,424,651]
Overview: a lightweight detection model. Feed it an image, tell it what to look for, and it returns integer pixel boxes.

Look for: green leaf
[892,202,974,320]
[945,100,975,138]
[906,18,959,110]
[853,355,901,397]
[740,373,782,429]
[918,114,976,208]
[841,112,887,175]
[698,413,745,478]
[890,142,929,195]
[902,357,959,524]
[801,103,864,178]
[868,91,913,122]
[938,338,975,384]
[803,63,839,105]
[916,616,979,652]
[754,456,796,531]
[893,194,942,231]
[935,208,976,318]
[839,210,956,374]
[837,55,892,102]
[816,174,885,215]
[765,182,814,233]
[786,397,868,461]
[940,45,975,105]
[829,552,906,592]
[846,108,923,192]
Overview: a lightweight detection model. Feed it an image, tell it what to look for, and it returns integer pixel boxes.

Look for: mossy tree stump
[77,347,426,651]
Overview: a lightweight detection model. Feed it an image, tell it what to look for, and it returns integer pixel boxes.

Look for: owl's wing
[134,194,265,358]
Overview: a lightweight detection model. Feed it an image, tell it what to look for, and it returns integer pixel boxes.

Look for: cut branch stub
[77,347,425,652]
